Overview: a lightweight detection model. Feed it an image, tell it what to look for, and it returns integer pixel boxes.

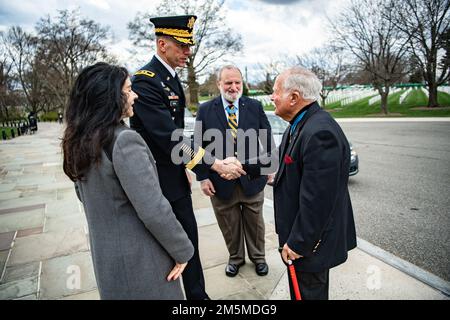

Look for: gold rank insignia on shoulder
[135,70,155,78]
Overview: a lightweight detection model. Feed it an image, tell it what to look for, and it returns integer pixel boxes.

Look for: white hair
[281,67,322,101]
[217,65,243,81]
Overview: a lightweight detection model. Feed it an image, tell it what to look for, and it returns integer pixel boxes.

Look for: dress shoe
[225,261,245,277]
[255,262,269,276]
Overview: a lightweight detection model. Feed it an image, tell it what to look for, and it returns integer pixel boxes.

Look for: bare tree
[199,69,220,98]
[439,27,450,85]
[26,53,54,114]
[255,59,287,94]
[0,32,14,120]
[127,0,242,106]
[388,0,450,107]
[1,26,47,115]
[296,44,348,107]
[36,9,112,111]
[330,0,410,114]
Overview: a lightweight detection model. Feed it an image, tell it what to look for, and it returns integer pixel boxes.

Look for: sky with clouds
[0,0,347,83]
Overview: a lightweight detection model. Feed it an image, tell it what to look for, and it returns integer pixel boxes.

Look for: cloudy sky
[0,0,347,82]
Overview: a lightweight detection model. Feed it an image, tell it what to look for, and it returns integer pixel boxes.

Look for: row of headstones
[399,88,413,104]
[355,85,450,106]
[342,89,379,106]
[329,87,416,106]
[399,86,450,101]
[253,85,449,108]
[324,88,374,106]
[368,88,402,106]
[438,86,450,94]
[399,87,431,104]
[255,95,273,106]
[257,88,390,107]
[256,89,377,107]
[256,87,393,107]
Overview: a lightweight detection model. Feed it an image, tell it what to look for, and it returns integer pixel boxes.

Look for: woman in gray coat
[62,62,194,299]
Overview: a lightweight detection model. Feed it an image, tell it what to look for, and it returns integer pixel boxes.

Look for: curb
[263,198,450,297]
[336,117,450,122]
[357,238,450,297]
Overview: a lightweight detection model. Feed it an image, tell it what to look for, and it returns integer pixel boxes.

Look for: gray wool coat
[75,125,194,300]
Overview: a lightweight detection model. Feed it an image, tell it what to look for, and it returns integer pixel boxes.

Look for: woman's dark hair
[62,62,129,181]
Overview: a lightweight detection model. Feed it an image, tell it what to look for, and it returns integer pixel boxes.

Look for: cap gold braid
[155,28,193,38]
[173,36,194,44]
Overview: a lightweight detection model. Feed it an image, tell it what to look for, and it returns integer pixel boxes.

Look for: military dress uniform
[130,15,210,300]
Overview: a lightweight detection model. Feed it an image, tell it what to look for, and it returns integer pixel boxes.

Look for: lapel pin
[284,155,294,164]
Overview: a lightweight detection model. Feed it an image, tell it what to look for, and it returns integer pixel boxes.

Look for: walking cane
[288,259,302,300]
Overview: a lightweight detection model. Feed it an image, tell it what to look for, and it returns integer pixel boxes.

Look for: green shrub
[40,112,59,122]
[0,127,18,139]
[263,102,275,111]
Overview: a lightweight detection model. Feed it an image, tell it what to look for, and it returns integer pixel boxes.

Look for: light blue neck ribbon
[290,110,307,135]
[226,104,237,115]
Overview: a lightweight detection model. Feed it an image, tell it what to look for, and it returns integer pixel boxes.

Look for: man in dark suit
[272,67,357,300]
[130,15,245,300]
[195,65,276,277]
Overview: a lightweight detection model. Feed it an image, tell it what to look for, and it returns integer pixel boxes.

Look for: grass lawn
[263,103,275,111]
[217,88,450,117]
[327,89,450,117]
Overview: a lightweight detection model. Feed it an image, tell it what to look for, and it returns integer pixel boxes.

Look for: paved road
[1,122,447,300]
[267,120,450,281]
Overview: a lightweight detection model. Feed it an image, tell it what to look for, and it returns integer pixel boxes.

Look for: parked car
[265,111,359,176]
[265,111,289,147]
[349,142,359,176]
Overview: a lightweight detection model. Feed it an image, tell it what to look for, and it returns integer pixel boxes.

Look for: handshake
[212,157,246,180]
[201,157,246,197]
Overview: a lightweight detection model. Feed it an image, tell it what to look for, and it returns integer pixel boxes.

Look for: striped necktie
[226,103,238,142]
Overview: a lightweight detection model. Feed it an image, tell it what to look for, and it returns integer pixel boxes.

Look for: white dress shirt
[221,96,240,123]
[155,54,176,78]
